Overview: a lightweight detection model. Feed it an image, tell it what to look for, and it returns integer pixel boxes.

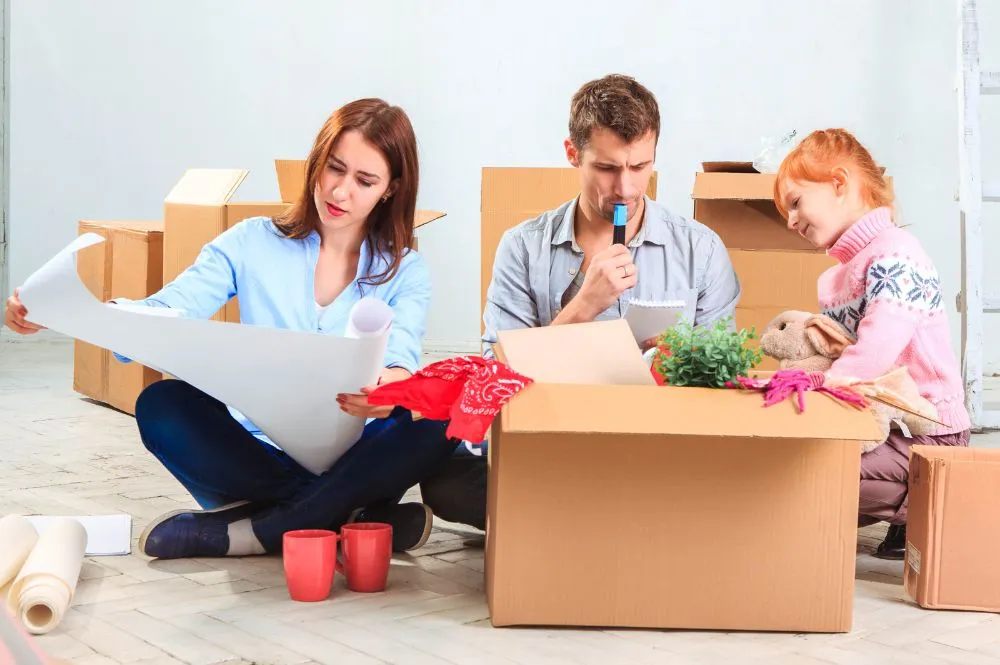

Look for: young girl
[4,98,457,558]
[773,128,971,560]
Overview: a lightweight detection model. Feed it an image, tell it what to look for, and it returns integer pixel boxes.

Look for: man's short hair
[568,74,660,152]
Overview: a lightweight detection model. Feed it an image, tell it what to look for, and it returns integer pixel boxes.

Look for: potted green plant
[649,317,762,388]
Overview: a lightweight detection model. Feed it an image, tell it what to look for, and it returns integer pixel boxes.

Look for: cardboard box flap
[165,169,248,206]
[275,159,446,229]
[702,161,759,174]
[415,210,447,228]
[496,320,656,386]
[692,169,776,202]
[502,382,881,441]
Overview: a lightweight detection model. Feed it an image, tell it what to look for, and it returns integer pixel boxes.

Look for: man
[419,73,741,537]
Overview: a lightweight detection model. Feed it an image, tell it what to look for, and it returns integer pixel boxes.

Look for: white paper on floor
[18,233,393,475]
[25,515,131,556]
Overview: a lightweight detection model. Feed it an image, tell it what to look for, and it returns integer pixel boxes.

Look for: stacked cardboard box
[691,162,840,370]
[73,221,164,414]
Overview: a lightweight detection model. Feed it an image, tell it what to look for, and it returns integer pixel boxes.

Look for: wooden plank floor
[2,335,999,665]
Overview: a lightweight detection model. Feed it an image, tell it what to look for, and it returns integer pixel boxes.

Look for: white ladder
[958,0,1000,430]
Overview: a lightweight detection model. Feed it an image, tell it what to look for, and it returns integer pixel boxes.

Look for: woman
[5,98,456,558]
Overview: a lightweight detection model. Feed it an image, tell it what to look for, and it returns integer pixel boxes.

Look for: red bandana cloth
[366,356,534,441]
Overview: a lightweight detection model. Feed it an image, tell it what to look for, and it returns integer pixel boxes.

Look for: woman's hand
[337,367,412,419]
[3,288,45,335]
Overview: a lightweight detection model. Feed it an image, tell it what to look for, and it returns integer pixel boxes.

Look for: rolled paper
[0,515,39,589]
[6,517,87,635]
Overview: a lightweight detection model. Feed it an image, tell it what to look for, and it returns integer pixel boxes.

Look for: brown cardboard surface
[486,426,862,632]
[729,250,836,370]
[485,319,881,631]
[904,446,1000,612]
[164,162,446,323]
[72,221,164,414]
[480,167,658,321]
[729,250,833,309]
[73,222,115,402]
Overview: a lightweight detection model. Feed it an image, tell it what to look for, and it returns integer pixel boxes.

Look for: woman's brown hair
[274,98,419,289]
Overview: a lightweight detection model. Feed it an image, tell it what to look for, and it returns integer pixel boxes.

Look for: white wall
[8,0,999,370]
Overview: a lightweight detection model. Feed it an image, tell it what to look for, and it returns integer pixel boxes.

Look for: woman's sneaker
[349,502,433,552]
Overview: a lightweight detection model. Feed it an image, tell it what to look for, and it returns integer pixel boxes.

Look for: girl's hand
[3,288,45,335]
[337,367,411,419]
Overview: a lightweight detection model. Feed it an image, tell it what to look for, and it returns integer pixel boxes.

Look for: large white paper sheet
[18,234,393,475]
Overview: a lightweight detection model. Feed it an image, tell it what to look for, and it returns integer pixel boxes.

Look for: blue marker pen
[612,203,627,245]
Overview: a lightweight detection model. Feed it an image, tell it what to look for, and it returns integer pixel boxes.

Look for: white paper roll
[344,297,393,339]
[0,515,39,589]
[6,517,87,635]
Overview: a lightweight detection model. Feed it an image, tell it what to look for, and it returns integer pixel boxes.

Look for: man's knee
[421,455,487,531]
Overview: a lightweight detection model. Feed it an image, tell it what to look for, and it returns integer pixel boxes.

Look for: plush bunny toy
[759,310,940,453]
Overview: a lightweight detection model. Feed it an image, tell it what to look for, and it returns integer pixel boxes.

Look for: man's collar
[551,196,668,249]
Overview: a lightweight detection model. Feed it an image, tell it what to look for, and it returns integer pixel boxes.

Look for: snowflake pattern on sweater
[824,256,943,336]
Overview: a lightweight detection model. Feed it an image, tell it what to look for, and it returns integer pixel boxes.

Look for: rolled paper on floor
[6,518,87,635]
[0,515,39,589]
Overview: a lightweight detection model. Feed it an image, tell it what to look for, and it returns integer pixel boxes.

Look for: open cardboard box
[691,162,840,369]
[164,161,446,322]
[485,318,882,632]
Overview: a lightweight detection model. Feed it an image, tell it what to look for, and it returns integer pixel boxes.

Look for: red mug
[337,522,392,593]
[282,529,338,602]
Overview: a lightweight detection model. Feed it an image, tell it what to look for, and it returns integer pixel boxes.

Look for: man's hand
[578,244,636,314]
[337,367,412,419]
[3,288,45,335]
[555,245,636,324]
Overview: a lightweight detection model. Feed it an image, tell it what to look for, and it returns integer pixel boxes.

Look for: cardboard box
[481,167,658,325]
[485,318,882,632]
[691,162,838,369]
[73,221,164,415]
[164,161,446,323]
[904,445,1000,612]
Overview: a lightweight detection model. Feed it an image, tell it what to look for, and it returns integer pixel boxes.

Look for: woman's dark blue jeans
[133,379,456,552]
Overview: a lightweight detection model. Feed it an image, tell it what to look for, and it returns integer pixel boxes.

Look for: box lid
[275,159,446,228]
[165,169,248,206]
[692,161,776,202]
[496,319,882,441]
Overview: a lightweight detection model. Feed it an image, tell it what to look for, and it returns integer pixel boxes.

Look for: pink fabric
[730,369,868,412]
[818,207,971,435]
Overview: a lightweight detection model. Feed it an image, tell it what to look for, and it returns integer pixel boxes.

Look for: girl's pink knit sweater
[819,207,971,435]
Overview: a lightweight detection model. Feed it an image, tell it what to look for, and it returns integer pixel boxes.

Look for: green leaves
[649,317,762,388]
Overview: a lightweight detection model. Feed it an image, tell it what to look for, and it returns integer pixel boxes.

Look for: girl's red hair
[774,128,893,219]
